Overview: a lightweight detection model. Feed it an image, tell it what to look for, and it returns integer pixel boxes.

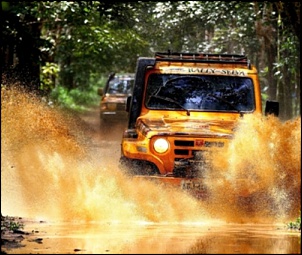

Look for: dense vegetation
[1,1,300,119]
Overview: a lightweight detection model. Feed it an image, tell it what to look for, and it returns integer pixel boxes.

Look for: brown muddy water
[1,86,301,254]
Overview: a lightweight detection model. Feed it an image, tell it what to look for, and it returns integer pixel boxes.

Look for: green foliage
[49,75,106,111]
[8,221,24,231]
[287,213,301,231]
[1,216,24,232]
[1,1,10,11]
[2,1,300,117]
[49,86,94,111]
[40,62,60,92]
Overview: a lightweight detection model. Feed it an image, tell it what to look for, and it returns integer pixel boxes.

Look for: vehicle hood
[138,117,238,138]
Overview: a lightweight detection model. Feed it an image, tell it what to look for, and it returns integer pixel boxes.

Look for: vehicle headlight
[153,138,169,153]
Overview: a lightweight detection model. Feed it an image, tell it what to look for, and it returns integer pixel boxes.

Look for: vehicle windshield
[145,74,255,112]
[108,76,134,94]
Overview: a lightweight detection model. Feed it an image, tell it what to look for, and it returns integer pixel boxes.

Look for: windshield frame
[145,73,256,113]
[107,76,135,95]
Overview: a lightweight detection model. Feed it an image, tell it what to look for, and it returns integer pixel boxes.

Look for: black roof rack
[154,51,251,68]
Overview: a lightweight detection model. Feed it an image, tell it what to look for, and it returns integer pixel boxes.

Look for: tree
[1,1,42,93]
[1,1,300,118]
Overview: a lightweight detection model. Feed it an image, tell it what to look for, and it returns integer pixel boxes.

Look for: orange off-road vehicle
[119,51,279,198]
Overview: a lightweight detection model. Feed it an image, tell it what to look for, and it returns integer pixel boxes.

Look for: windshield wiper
[207,94,243,117]
[149,95,191,116]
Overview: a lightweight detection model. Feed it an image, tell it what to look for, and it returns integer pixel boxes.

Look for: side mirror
[126,96,132,112]
[97,88,103,96]
[265,100,279,117]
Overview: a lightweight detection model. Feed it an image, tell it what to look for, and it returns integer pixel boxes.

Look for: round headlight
[153,138,169,153]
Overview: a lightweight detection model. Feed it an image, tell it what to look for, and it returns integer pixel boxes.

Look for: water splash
[1,86,208,223]
[1,86,300,225]
[207,113,301,222]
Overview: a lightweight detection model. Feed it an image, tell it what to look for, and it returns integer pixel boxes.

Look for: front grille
[174,140,194,146]
[151,135,228,177]
[175,149,189,155]
[116,104,126,110]
[171,137,226,177]
[204,141,224,147]
[173,138,224,157]
[192,150,209,160]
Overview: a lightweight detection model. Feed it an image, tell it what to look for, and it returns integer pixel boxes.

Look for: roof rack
[155,51,251,68]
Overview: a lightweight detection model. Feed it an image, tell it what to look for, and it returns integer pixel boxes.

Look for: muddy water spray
[1,86,207,223]
[206,113,301,222]
[1,86,300,224]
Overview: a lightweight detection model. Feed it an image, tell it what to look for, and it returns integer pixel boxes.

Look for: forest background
[1,1,300,120]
